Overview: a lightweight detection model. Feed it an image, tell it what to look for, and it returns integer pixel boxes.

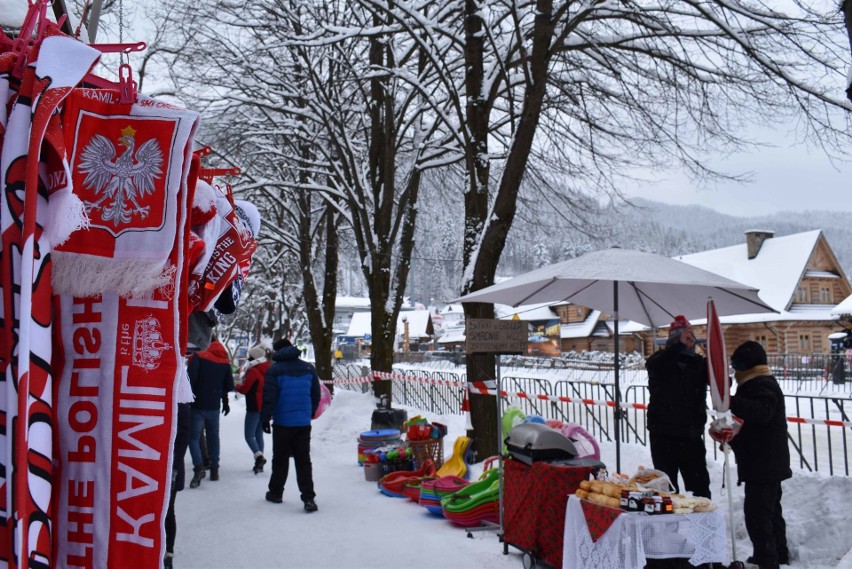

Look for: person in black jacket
[644,315,711,498]
[262,338,321,512]
[728,341,791,569]
[164,402,191,569]
[187,338,234,487]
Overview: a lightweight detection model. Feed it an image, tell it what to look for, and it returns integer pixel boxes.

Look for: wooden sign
[465,318,527,354]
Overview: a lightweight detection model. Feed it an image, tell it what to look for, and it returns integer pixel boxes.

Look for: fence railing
[329,361,852,477]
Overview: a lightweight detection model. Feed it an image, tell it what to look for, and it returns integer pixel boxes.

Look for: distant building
[666,229,852,354]
[551,229,851,355]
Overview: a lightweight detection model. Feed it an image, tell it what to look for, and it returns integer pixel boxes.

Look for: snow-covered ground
[172,388,852,569]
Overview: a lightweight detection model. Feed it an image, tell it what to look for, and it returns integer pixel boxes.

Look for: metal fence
[331,361,852,477]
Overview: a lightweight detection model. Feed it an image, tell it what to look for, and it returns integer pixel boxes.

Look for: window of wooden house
[799,334,811,352]
[756,335,768,350]
[795,286,808,303]
[820,286,832,304]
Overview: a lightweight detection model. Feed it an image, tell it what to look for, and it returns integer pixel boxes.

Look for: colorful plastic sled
[436,436,471,479]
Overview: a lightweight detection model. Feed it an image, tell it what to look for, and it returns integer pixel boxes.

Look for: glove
[222,399,230,416]
[262,421,271,434]
[708,414,743,444]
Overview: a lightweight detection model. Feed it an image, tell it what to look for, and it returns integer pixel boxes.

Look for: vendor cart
[502,457,601,568]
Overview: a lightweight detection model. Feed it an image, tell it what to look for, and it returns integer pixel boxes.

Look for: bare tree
[146,0,852,457]
[457,0,852,458]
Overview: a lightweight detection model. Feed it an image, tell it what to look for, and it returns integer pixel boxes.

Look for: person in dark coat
[261,338,321,512]
[728,341,791,569]
[644,315,711,498]
[187,338,234,487]
[236,344,270,474]
[164,402,191,569]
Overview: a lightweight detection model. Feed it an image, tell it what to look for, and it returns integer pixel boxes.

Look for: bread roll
[579,480,592,491]
[576,489,589,500]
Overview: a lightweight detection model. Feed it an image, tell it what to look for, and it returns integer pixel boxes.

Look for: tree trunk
[461,0,556,459]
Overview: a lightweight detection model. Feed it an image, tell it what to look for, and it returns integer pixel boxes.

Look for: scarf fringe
[176,365,195,404]
[51,252,170,297]
[46,191,88,247]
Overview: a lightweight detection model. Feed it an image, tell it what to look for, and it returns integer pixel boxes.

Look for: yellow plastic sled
[436,435,472,479]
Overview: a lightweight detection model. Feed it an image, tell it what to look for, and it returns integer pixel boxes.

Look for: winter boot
[163,553,173,568]
[189,466,204,488]
[253,453,267,474]
[303,499,318,513]
[265,491,283,504]
[209,468,219,481]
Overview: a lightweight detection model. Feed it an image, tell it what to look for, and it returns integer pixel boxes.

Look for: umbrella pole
[613,284,622,473]
[723,443,739,564]
[497,354,506,548]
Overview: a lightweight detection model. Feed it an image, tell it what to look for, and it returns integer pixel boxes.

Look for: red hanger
[198,167,241,184]
[118,63,136,104]
[90,41,146,54]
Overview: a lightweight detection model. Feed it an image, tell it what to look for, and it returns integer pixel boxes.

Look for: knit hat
[670,315,691,332]
[731,340,767,371]
[248,345,266,361]
[273,338,292,351]
[666,315,692,344]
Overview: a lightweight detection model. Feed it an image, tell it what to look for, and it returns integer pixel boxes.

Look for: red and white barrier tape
[466,381,647,410]
[326,374,851,427]
[786,416,852,428]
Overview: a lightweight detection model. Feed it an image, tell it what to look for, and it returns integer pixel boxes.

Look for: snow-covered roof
[676,230,822,312]
[336,296,372,309]
[601,320,651,336]
[345,312,371,337]
[345,310,434,338]
[439,304,464,315]
[398,310,434,338]
[560,311,601,339]
[495,302,560,322]
[437,327,466,344]
[833,294,852,316]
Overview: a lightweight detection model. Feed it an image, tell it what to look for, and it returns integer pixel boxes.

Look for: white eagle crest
[78,125,164,226]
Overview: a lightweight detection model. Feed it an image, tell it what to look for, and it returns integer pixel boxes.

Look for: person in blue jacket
[262,337,320,512]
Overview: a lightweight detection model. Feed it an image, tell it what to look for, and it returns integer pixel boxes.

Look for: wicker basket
[381,458,415,475]
[408,438,444,470]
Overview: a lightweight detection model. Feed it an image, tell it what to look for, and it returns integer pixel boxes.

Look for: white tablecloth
[562,495,728,569]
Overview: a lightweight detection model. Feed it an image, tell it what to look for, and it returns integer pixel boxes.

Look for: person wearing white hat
[236,344,270,474]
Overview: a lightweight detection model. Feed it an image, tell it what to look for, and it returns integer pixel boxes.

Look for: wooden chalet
[537,229,850,356]
[662,229,852,355]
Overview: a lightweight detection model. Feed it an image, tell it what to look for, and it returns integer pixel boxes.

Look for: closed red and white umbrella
[706,298,745,568]
[706,298,730,413]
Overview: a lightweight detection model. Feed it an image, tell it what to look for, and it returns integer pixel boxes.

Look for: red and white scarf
[0,34,100,569]
[187,187,258,312]
[53,115,195,567]
[52,90,199,298]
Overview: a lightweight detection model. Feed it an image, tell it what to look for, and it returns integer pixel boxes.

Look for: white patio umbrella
[456,247,775,471]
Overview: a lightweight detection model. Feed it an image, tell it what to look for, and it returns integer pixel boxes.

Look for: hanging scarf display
[0,4,260,567]
[56,95,197,567]
[0,32,100,569]
[52,89,199,298]
[187,185,258,313]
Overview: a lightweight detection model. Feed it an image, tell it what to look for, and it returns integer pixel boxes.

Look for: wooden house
[660,229,852,355]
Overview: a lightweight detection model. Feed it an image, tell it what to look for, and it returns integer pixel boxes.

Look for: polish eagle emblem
[78,125,164,226]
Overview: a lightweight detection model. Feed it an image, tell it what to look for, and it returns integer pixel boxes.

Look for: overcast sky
[4,1,848,221]
[625,135,852,218]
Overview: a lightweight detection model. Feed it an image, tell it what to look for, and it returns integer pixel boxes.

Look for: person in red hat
[644,315,711,498]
